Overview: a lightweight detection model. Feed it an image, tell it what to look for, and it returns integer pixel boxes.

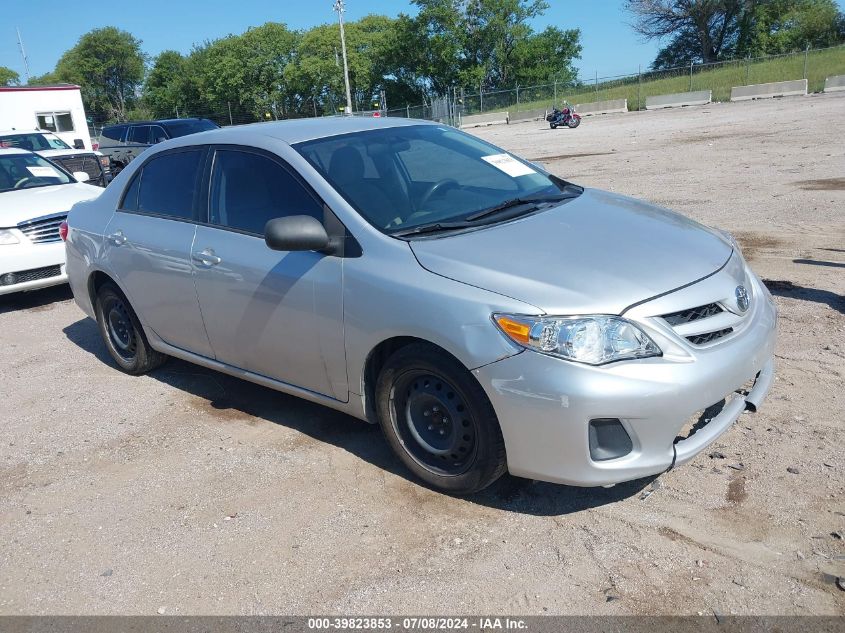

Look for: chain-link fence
[89,43,845,136]
[456,43,844,117]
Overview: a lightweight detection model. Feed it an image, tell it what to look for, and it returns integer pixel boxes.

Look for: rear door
[124,125,152,163]
[191,147,347,400]
[103,148,214,357]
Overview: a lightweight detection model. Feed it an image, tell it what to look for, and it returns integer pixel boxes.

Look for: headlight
[494,314,661,365]
[0,229,20,245]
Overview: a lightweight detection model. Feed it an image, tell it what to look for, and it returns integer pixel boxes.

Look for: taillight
[92,142,100,150]
[59,221,69,241]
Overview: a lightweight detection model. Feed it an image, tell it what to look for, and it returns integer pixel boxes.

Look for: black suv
[97,118,219,174]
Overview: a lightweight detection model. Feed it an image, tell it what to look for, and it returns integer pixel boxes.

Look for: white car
[0,129,111,186]
[0,148,102,295]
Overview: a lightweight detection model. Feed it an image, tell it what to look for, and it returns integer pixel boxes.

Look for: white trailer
[0,84,94,150]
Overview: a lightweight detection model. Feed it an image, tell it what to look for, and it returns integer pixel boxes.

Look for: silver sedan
[64,117,776,494]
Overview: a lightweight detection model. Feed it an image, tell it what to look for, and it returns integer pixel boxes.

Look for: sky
[6,0,837,87]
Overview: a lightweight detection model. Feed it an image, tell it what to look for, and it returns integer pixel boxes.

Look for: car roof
[0,129,54,136]
[104,118,210,127]
[176,116,437,146]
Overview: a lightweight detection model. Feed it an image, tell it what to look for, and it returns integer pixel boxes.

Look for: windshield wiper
[391,221,475,238]
[465,193,578,222]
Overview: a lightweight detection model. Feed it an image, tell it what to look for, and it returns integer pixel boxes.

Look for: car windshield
[0,133,71,151]
[294,124,579,234]
[164,119,219,138]
[0,153,73,193]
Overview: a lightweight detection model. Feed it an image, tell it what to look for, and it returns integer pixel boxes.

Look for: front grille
[662,302,723,326]
[18,214,67,244]
[52,154,103,182]
[686,328,733,346]
[1,265,62,286]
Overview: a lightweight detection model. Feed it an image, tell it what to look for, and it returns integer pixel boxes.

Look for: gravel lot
[1,93,843,616]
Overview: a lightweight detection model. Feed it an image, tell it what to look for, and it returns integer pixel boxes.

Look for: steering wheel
[418,178,460,210]
[13,177,32,189]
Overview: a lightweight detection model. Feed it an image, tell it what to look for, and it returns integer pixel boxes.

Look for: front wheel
[567,117,581,129]
[95,282,166,375]
[375,343,507,494]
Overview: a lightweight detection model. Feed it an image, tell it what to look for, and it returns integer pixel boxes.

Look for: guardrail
[823,74,845,92]
[573,99,628,116]
[508,108,547,124]
[645,90,712,110]
[460,112,509,128]
[730,79,808,101]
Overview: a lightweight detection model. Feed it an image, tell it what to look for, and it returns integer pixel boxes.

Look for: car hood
[36,149,102,158]
[0,183,103,227]
[409,188,733,315]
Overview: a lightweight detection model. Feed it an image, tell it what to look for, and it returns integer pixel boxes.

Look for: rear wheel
[375,343,507,494]
[95,282,166,375]
[549,122,557,129]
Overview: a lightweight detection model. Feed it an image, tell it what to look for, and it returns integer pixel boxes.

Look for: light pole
[333,0,353,115]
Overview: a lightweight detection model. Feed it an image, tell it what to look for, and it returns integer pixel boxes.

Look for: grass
[463,45,845,115]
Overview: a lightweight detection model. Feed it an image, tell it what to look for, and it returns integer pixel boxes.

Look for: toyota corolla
[64,118,777,494]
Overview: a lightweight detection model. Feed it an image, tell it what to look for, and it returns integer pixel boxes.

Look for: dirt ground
[1,93,843,616]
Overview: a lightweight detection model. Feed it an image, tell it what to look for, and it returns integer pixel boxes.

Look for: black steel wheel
[376,343,507,494]
[95,282,166,375]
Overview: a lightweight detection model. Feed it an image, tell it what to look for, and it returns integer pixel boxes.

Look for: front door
[104,148,214,358]
[191,148,347,401]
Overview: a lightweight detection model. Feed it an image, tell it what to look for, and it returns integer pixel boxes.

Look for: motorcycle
[546,103,581,129]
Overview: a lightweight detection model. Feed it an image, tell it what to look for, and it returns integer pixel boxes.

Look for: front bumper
[0,241,67,296]
[474,274,777,487]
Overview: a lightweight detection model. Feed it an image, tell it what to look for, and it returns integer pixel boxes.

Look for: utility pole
[333,0,353,115]
[16,27,31,83]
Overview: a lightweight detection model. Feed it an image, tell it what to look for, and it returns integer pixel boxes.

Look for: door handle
[108,230,127,246]
[192,248,222,266]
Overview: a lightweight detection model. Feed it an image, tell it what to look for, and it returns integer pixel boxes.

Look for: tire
[549,122,557,129]
[95,282,166,375]
[567,117,580,129]
[375,343,507,494]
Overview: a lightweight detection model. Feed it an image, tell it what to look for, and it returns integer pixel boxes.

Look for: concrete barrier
[508,108,547,123]
[460,111,509,128]
[645,90,712,110]
[730,79,807,101]
[573,99,627,116]
[823,74,845,93]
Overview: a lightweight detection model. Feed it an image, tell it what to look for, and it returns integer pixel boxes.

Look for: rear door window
[136,150,203,220]
[128,126,151,145]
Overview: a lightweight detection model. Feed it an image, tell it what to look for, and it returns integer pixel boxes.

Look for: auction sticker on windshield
[26,166,57,178]
[481,153,536,177]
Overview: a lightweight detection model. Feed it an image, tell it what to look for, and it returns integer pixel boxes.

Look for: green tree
[26,72,60,86]
[286,15,399,114]
[0,66,20,86]
[404,0,579,91]
[511,26,581,86]
[144,50,188,118]
[198,23,300,120]
[626,0,753,67]
[53,27,146,121]
[742,0,845,55]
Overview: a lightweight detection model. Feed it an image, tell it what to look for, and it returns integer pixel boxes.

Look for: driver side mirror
[72,171,90,183]
[265,215,332,253]
[73,139,85,149]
